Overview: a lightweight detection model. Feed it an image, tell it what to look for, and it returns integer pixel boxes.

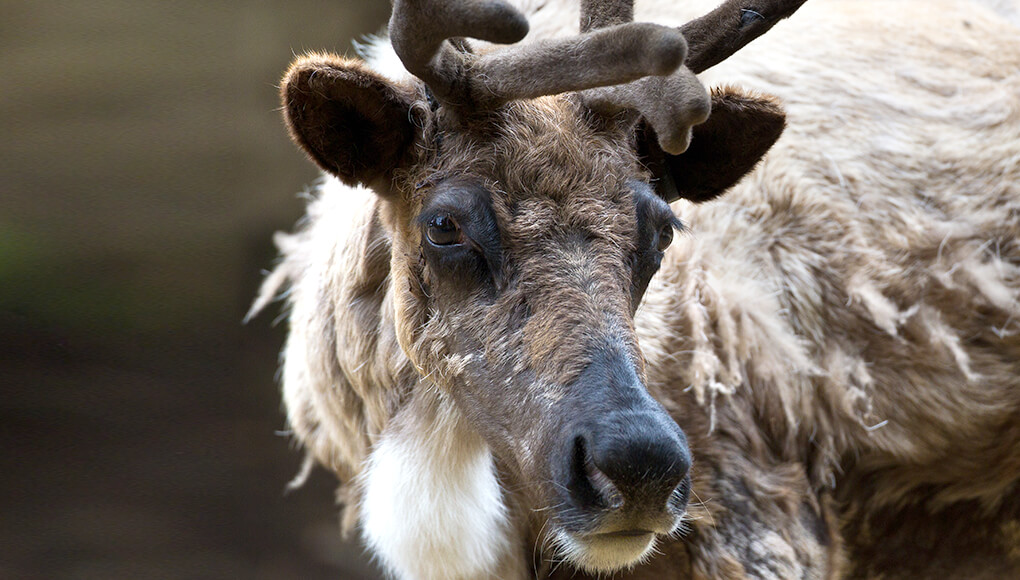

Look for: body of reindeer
[252,0,1020,578]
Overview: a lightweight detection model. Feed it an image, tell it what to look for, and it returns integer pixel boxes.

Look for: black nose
[556,345,691,527]
[570,409,690,515]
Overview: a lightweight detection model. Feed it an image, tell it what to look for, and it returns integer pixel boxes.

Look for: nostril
[588,421,691,512]
[585,446,624,510]
[671,476,691,511]
[569,436,622,510]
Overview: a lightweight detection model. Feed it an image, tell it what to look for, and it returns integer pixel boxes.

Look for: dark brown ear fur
[640,87,785,203]
[281,55,419,188]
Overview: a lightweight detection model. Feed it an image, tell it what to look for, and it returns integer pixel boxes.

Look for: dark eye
[426,213,463,246]
[656,223,674,252]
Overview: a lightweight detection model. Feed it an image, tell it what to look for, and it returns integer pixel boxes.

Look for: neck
[360,390,527,579]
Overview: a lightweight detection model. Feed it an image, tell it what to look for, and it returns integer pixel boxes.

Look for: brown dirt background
[2,2,392,578]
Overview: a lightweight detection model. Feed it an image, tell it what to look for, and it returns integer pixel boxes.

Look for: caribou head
[279,0,803,574]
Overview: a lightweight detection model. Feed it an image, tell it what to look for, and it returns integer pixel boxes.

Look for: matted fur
[254,0,1020,578]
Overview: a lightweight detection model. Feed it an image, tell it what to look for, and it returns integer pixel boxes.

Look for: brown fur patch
[281,54,420,188]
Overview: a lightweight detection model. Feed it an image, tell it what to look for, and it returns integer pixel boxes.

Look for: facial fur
[373,97,690,569]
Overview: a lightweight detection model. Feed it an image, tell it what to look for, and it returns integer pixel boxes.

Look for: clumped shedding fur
[254,0,1020,578]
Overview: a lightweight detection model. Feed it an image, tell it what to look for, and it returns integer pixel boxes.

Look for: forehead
[426,97,646,237]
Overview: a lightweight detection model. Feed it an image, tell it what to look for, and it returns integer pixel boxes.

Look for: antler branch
[389,0,808,132]
[389,0,529,105]
[389,0,687,110]
[682,0,810,73]
[475,24,685,102]
[579,0,708,154]
[580,0,809,154]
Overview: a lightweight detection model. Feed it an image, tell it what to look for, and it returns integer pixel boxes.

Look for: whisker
[687,487,717,528]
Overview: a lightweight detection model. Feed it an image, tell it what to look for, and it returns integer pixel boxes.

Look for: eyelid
[417,206,457,227]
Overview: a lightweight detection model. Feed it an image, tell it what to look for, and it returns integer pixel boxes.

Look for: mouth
[550,503,685,570]
[544,470,692,572]
[601,528,655,538]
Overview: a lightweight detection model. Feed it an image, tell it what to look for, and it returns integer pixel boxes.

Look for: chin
[553,529,660,573]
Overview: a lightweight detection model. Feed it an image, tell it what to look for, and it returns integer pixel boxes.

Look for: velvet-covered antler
[581,0,809,154]
[581,0,810,67]
[682,0,810,74]
[388,0,689,110]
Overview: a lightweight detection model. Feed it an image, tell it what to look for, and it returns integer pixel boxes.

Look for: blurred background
[1,1,391,578]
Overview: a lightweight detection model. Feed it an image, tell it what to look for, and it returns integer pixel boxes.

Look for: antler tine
[580,0,709,155]
[389,0,691,110]
[580,0,810,155]
[682,0,810,74]
[389,0,530,104]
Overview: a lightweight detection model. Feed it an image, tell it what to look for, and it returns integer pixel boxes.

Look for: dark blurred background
[1,2,391,578]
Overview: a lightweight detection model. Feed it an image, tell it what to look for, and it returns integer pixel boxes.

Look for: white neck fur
[360,398,516,579]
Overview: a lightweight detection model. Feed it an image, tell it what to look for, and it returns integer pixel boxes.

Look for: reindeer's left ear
[640,87,785,203]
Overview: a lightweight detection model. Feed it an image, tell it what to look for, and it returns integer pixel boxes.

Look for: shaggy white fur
[361,400,514,580]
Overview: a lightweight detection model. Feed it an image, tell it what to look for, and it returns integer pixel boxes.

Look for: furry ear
[281,55,420,189]
[640,87,785,203]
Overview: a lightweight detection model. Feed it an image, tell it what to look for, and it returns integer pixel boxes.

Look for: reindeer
[251,0,1020,578]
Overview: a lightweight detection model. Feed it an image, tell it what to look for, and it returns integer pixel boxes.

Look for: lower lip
[599,529,654,538]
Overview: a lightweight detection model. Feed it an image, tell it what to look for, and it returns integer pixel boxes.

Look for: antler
[681,0,810,74]
[389,0,808,145]
[581,0,809,154]
[389,0,689,110]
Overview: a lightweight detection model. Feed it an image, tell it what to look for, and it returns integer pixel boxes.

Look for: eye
[426,213,463,246]
[656,223,674,252]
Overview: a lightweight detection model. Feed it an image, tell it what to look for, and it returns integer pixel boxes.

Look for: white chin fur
[553,530,659,573]
[360,412,511,580]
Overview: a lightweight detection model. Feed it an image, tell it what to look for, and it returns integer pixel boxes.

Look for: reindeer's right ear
[640,87,786,204]
[282,55,420,188]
